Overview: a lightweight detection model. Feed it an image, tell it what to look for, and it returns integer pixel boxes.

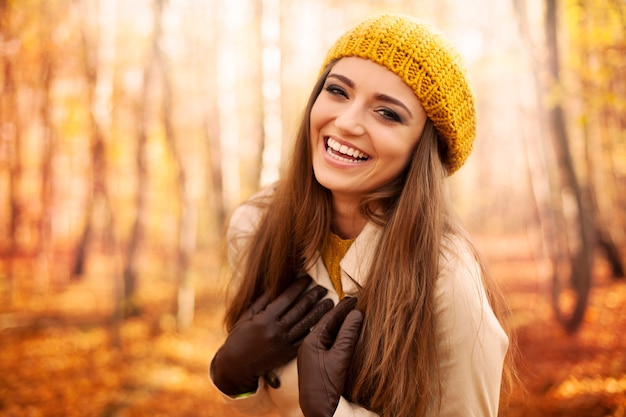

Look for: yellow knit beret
[321,13,476,174]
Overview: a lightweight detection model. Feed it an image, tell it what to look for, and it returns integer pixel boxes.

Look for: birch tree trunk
[545,0,594,333]
[513,0,595,333]
[159,26,196,332]
[511,0,562,301]
[122,0,158,317]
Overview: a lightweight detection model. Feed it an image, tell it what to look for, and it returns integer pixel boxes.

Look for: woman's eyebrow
[326,73,413,118]
[327,73,354,87]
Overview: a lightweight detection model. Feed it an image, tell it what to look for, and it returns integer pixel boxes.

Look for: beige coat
[211,195,509,417]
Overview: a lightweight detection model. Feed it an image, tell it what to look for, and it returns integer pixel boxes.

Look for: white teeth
[326,138,369,161]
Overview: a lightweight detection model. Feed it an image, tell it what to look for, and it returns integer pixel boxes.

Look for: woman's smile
[324,137,370,163]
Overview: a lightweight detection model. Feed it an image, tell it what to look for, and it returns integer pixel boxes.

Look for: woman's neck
[331,194,367,239]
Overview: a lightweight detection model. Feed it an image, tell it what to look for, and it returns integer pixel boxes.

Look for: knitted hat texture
[321,13,476,174]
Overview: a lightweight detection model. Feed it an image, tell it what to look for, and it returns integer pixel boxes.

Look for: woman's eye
[377,108,403,123]
[325,84,348,98]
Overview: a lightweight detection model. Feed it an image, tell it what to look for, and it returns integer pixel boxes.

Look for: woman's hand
[297,297,363,417]
[211,275,334,396]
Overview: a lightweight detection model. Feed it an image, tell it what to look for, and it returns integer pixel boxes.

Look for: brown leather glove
[297,297,363,417]
[211,275,334,396]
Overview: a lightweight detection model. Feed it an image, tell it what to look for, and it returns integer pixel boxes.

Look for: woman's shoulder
[435,233,487,310]
[228,185,276,236]
[225,185,276,264]
[435,232,507,341]
[439,233,480,273]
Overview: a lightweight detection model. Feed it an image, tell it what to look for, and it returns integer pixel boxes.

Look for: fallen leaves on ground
[1,238,625,416]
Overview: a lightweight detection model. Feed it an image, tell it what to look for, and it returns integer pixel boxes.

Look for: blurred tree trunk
[215,0,263,211]
[122,77,149,317]
[151,0,198,330]
[512,0,562,299]
[240,0,264,198]
[72,6,94,280]
[205,104,225,227]
[71,203,92,278]
[259,0,283,187]
[0,11,21,304]
[77,0,122,346]
[122,0,159,318]
[36,15,55,294]
[544,0,594,333]
[513,0,596,333]
[204,2,225,229]
[578,0,625,280]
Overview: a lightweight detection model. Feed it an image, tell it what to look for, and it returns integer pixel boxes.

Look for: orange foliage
[1,238,625,417]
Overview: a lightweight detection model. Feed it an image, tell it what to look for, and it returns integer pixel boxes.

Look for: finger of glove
[279,284,329,327]
[249,291,271,315]
[323,310,363,388]
[312,297,358,349]
[329,309,363,356]
[232,291,271,329]
[287,298,334,344]
[265,276,313,318]
[249,275,313,317]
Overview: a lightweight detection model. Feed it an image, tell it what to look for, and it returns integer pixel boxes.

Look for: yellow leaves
[0,312,221,416]
[0,325,122,417]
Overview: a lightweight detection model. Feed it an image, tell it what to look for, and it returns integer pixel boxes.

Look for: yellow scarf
[320,232,354,299]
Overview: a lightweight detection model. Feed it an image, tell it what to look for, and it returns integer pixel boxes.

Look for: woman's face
[310,57,428,201]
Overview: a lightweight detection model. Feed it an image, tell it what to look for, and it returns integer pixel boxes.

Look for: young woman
[210,13,513,417]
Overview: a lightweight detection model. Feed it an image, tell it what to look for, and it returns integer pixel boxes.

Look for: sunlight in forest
[555,376,626,399]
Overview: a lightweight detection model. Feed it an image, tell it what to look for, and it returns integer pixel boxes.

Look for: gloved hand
[297,297,363,417]
[211,275,334,396]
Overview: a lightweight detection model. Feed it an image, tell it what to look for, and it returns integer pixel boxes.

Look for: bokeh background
[0,0,624,416]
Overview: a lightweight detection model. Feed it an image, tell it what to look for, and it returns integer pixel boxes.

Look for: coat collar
[337,221,382,296]
[306,221,382,301]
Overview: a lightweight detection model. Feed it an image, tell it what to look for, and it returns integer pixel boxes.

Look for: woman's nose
[334,104,366,137]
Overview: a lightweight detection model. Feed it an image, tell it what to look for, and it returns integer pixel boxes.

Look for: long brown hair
[224,62,514,417]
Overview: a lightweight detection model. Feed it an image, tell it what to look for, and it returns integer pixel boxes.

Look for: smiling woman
[210,13,514,417]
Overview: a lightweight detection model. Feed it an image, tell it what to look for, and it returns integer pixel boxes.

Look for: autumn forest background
[1,0,625,416]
